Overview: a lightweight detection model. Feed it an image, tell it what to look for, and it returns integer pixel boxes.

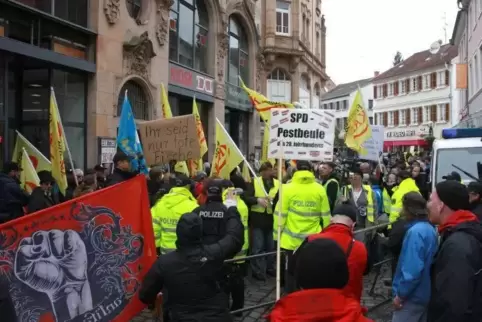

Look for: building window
[470,62,474,97]
[411,77,418,92]
[16,0,88,27]
[475,54,480,92]
[368,99,373,109]
[117,80,149,120]
[316,32,320,56]
[399,109,406,126]
[375,113,379,125]
[388,111,394,126]
[369,116,373,125]
[267,68,292,102]
[400,80,406,94]
[312,84,321,109]
[437,104,449,122]
[343,100,348,110]
[169,0,209,74]
[422,74,431,90]
[423,106,433,123]
[126,0,142,19]
[276,1,290,35]
[336,101,340,111]
[388,83,394,96]
[227,16,249,86]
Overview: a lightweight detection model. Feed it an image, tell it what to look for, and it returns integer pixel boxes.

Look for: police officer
[193,178,244,247]
[151,174,199,255]
[389,170,420,228]
[274,160,331,293]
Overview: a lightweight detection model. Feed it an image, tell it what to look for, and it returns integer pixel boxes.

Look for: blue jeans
[392,301,428,322]
[250,228,274,278]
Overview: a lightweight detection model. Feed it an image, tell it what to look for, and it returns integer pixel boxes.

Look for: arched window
[299,75,310,108]
[126,0,142,19]
[169,0,209,73]
[312,83,321,109]
[267,68,291,102]
[117,80,149,120]
[227,16,249,86]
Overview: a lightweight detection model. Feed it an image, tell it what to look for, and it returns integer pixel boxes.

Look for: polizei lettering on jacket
[199,211,224,218]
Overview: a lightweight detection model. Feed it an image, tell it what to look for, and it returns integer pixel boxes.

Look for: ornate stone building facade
[258,0,329,110]
[86,0,261,166]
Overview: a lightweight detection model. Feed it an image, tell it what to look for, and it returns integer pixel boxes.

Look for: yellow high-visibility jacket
[223,188,249,262]
[151,187,199,254]
[389,178,420,226]
[274,170,331,251]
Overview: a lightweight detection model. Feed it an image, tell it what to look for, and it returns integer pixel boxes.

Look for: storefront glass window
[227,16,249,86]
[169,0,209,74]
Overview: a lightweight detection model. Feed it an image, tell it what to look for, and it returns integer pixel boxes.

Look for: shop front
[0,1,95,169]
[383,126,430,152]
[224,82,251,156]
[167,62,212,158]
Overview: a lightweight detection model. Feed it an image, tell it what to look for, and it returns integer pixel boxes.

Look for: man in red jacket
[267,238,373,322]
[289,201,368,301]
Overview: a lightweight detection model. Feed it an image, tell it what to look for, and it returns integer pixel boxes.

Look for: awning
[383,139,428,148]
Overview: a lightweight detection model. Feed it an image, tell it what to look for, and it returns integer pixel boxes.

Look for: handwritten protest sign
[361,125,384,162]
[138,115,200,165]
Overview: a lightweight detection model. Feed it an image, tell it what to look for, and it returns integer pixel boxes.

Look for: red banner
[0,175,156,322]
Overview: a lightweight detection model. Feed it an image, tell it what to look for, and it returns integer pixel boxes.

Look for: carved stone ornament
[156,0,174,47]
[123,31,157,79]
[290,56,300,74]
[255,53,265,92]
[104,0,121,24]
[215,83,226,100]
[217,13,229,82]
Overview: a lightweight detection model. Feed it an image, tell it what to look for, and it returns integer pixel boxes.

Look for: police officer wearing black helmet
[193,178,244,248]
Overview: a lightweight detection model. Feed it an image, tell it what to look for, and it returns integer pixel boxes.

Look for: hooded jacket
[292,224,368,301]
[428,210,482,322]
[266,288,373,322]
[0,173,28,223]
[139,212,243,322]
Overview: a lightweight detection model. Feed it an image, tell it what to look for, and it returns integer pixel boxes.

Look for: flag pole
[275,139,284,301]
[51,87,77,186]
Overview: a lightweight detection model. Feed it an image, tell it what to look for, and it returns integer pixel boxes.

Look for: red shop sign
[169,64,214,95]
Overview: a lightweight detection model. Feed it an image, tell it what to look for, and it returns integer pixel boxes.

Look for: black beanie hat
[332,201,357,223]
[295,238,349,290]
[435,180,470,211]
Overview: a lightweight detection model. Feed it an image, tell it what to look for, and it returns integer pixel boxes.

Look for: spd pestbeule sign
[268,109,336,161]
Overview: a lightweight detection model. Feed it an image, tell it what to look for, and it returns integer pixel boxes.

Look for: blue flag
[117,93,148,174]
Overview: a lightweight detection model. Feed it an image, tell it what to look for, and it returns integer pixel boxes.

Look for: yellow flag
[242,162,251,183]
[193,98,207,156]
[49,89,68,194]
[239,78,293,122]
[344,90,372,155]
[12,131,51,172]
[210,119,244,179]
[20,148,40,193]
[188,158,204,176]
[161,83,173,119]
[174,161,190,176]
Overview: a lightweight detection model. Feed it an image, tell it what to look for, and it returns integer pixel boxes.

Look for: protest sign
[0,176,156,322]
[362,125,384,162]
[268,109,336,161]
[138,114,200,165]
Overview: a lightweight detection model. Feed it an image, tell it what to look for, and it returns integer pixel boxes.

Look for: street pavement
[132,261,394,321]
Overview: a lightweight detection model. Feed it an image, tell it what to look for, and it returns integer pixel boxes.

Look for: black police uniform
[192,179,245,313]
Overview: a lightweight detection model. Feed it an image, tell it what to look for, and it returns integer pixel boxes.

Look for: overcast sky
[324,0,458,84]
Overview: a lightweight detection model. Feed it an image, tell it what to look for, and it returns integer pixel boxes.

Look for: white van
[431,128,482,191]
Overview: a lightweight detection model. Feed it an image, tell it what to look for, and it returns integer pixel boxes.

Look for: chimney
[374,71,380,77]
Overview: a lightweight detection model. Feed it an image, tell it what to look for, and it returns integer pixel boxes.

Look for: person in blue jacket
[392,191,438,322]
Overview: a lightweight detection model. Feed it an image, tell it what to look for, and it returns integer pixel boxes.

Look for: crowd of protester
[2,149,482,322]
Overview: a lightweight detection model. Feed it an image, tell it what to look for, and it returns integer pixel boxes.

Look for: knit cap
[435,180,470,211]
[295,238,349,290]
[332,201,357,223]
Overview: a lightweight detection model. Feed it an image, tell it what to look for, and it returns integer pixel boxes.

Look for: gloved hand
[15,229,93,319]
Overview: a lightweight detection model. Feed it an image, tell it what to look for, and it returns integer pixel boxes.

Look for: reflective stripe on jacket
[151,187,199,254]
[223,188,249,262]
[274,170,331,250]
[389,178,420,227]
[344,184,375,223]
[251,177,280,214]
[383,188,391,214]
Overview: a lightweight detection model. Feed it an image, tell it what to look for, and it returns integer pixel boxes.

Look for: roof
[374,44,458,82]
[321,77,373,101]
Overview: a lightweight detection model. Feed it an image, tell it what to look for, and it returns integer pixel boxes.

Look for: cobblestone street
[132,262,393,321]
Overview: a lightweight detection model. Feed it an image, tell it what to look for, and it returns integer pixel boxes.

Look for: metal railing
[226,221,394,317]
